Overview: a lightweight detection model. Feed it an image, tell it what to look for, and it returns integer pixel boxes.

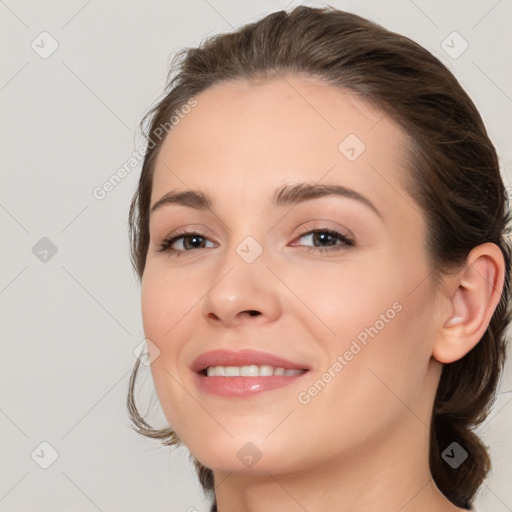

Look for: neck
[212,409,464,512]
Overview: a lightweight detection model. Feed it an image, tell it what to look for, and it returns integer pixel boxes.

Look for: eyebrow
[150,182,383,220]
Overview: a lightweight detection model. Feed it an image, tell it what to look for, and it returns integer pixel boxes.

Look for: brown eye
[292,228,355,253]
[158,232,216,253]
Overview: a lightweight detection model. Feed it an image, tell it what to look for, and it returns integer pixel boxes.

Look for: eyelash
[157,227,355,255]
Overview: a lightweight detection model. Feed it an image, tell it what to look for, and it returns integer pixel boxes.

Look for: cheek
[334,276,435,418]
[140,261,215,390]
[140,264,198,349]
[293,297,434,456]
[291,260,397,345]
[140,268,192,428]
[302,253,434,395]
[141,274,169,350]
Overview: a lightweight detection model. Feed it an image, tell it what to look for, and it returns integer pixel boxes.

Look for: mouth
[191,348,311,397]
[199,365,308,377]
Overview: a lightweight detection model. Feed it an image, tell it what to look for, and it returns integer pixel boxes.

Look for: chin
[184,433,297,474]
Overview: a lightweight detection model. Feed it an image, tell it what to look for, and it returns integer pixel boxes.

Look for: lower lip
[193,371,310,398]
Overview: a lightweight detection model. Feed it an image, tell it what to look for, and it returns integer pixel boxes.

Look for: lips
[191,348,310,374]
[191,348,311,398]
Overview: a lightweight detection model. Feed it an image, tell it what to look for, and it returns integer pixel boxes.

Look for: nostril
[247,310,260,317]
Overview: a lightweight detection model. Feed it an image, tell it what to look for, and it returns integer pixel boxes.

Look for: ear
[432,242,506,364]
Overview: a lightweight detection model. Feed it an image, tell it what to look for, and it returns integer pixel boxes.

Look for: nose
[201,250,282,328]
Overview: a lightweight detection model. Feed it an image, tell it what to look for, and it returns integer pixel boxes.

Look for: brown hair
[126,5,511,510]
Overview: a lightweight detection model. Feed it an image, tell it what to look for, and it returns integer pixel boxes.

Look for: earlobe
[433,243,505,364]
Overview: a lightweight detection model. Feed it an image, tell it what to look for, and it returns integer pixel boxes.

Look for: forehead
[151,75,415,218]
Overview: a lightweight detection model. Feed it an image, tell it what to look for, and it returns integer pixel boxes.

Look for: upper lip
[191,348,310,373]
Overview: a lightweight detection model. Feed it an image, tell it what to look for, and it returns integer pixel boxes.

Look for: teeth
[205,365,305,377]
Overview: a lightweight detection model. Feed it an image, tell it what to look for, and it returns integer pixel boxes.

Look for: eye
[157,231,216,254]
[157,227,355,256]
[291,228,355,253]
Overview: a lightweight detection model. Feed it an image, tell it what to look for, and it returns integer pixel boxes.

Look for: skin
[140,74,504,512]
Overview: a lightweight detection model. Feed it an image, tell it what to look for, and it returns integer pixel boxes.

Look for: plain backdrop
[1,1,511,511]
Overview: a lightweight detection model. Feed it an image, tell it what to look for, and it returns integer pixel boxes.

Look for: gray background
[1,0,511,510]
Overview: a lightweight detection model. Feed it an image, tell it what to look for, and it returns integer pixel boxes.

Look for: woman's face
[141,75,445,474]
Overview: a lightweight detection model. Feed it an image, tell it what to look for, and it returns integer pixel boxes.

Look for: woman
[126,6,511,511]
